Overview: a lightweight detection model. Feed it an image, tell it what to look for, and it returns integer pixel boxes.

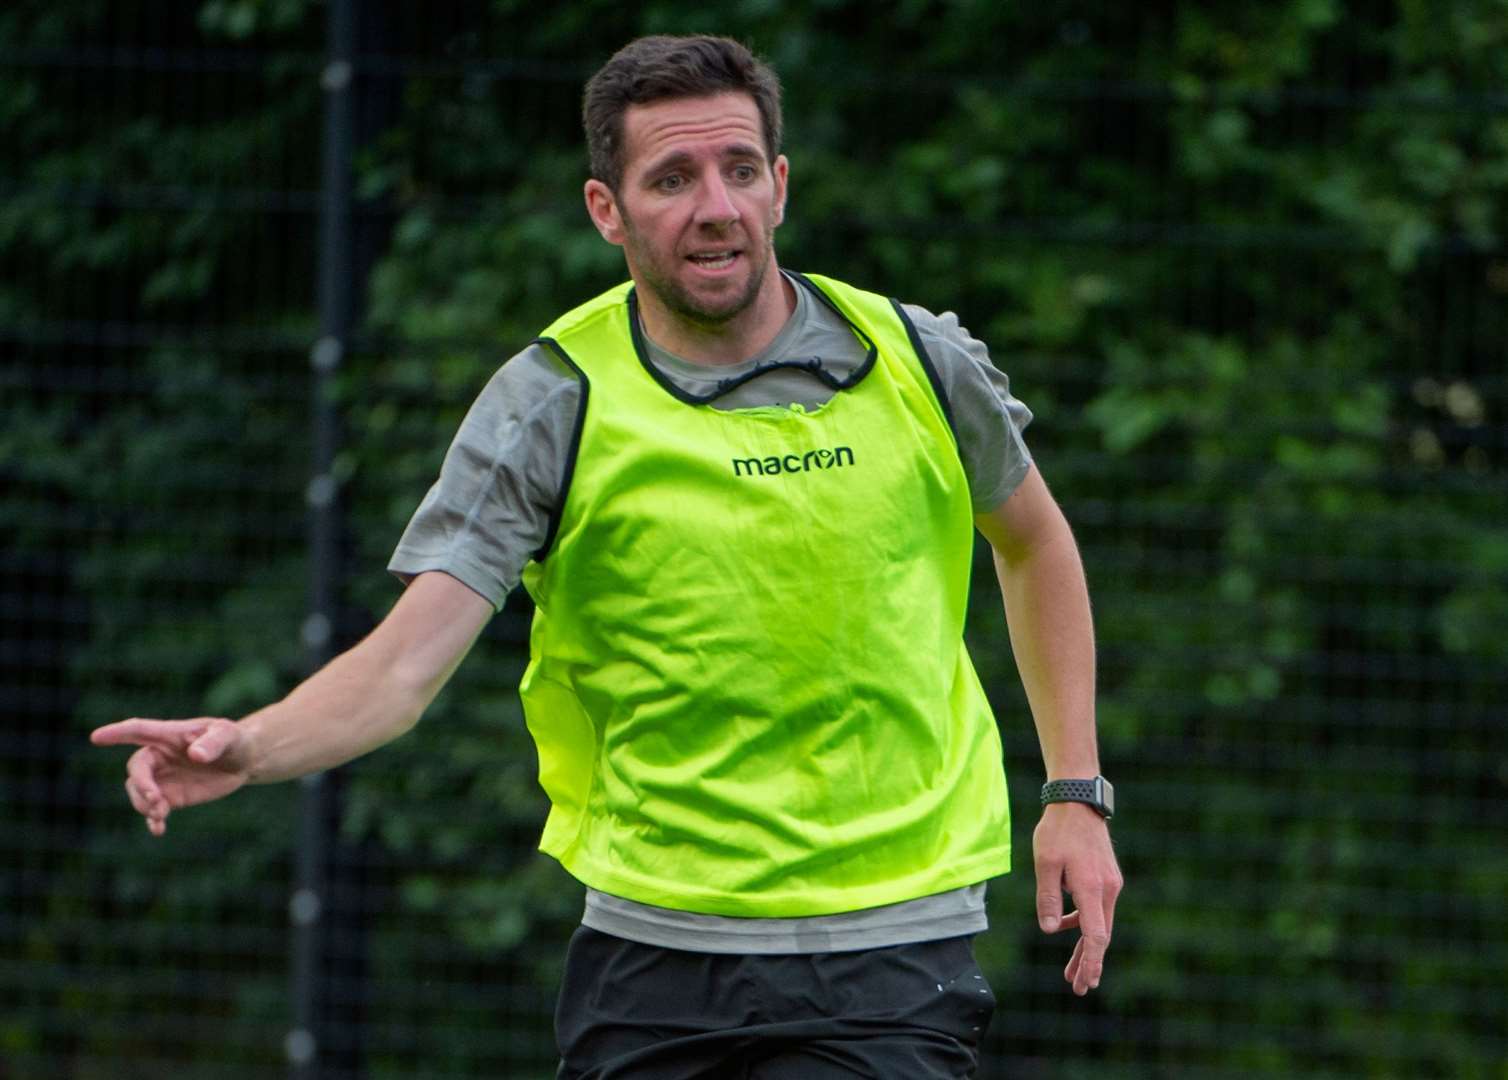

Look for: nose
[693,171,739,228]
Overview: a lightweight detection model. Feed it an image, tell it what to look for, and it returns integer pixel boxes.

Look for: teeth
[690,252,736,268]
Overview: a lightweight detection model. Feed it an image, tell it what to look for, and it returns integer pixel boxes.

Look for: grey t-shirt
[390,273,1034,953]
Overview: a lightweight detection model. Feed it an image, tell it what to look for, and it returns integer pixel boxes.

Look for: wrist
[1042,752,1100,782]
[233,713,272,784]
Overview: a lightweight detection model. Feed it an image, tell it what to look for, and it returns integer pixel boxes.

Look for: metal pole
[290,0,356,1076]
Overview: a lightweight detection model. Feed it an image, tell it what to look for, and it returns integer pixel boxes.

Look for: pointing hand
[90,717,251,836]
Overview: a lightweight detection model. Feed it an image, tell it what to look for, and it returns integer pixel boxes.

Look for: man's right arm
[239,570,492,782]
[91,570,493,834]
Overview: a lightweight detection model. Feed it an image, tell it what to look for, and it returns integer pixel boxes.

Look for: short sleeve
[387,343,583,609]
[899,303,1034,512]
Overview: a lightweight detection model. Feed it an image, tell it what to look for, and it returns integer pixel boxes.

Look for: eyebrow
[641,142,766,180]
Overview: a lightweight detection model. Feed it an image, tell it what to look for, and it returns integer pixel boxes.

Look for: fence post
[290,0,356,1076]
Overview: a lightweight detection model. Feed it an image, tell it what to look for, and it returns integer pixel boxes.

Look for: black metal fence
[5,3,1505,1078]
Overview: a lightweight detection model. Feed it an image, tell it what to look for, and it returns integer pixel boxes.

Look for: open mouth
[686,250,739,271]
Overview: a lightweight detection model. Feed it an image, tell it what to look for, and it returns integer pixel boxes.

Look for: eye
[656,173,686,193]
[730,163,758,183]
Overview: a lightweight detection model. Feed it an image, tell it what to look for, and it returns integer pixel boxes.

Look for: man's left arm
[975,464,1123,996]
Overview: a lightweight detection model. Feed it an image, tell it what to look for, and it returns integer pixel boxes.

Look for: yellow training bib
[519,273,1010,916]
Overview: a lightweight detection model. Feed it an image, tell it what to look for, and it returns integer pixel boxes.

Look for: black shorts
[555,926,996,1079]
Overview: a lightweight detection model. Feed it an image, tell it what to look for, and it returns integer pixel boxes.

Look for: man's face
[585,92,788,332]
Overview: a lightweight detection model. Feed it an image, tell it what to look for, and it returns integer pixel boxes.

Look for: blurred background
[4,2,1505,1077]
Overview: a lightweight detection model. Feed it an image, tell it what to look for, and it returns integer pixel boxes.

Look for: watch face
[1095,777,1115,818]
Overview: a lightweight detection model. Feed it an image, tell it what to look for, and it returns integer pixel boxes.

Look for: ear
[770,154,789,227]
[584,179,626,245]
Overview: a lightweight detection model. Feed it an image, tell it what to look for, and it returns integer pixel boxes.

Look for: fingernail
[1042,916,1059,931]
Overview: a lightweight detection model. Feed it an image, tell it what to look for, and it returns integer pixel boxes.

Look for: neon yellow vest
[519,273,1010,916]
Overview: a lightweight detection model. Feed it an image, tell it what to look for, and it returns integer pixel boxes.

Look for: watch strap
[1040,776,1114,819]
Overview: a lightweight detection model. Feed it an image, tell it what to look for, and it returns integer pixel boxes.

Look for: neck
[635,265,796,366]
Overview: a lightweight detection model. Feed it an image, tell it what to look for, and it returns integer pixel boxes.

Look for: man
[93,34,1121,1078]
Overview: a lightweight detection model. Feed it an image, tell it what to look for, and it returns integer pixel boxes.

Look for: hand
[90,717,252,836]
[1033,801,1123,996]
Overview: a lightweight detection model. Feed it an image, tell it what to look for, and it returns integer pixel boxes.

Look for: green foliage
[5,0,1505,1076]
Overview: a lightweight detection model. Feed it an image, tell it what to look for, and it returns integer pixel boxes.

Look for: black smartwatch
[1040,775,1114,820]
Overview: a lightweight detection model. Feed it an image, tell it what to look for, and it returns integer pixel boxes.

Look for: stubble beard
[624,218,775,331]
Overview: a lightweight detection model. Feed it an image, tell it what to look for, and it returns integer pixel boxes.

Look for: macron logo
[732,447,856,477]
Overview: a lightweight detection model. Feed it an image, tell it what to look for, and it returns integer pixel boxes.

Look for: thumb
[1037,884,1064,933]
[187,720,239,764]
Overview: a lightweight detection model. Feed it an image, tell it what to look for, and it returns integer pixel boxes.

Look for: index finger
[1070,885,1112,995]
[90,718,210,749]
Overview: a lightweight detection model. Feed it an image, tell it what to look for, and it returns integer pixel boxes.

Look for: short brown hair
[583,35,783,191]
